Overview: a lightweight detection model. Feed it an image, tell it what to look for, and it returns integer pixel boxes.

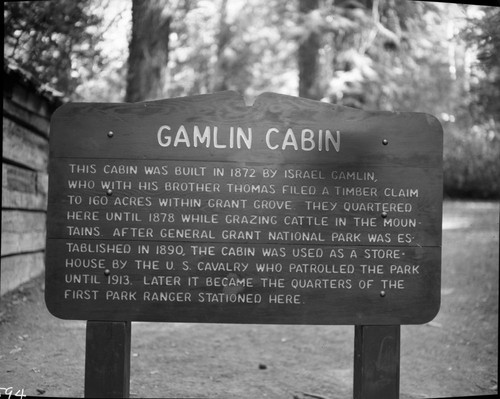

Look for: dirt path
[1,200,498,398]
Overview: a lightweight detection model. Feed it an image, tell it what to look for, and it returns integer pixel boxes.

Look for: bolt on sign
[45,92,443,325]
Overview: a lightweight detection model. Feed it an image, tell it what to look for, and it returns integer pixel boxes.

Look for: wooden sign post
[45,92,442,398]
[354,325,400,398]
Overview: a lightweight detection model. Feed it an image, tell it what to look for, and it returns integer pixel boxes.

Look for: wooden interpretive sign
[45,91,443,325]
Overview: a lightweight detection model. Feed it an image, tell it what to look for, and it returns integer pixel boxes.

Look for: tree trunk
[125,0,171,102]
[212,0,230,92]
[298,0,321,100]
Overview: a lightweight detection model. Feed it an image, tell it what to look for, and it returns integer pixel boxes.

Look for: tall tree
[298,0,321,99]
[125,0,171,102]
[212,0,230,92]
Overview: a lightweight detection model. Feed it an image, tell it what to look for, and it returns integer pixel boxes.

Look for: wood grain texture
[1,210,46,256]
[84,321,131,398]
[2,68,61,296]
[3,117,49,171]
[10,81,53,119]
[2,163,48,210]
[354,325,400,399]
[3,98,52,138]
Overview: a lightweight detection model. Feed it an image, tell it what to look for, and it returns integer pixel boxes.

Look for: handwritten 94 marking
[0,387,26,399]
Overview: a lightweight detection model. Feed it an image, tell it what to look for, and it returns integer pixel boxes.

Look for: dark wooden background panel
[45,92,443,325]
[46,158,442,247]
[45,237,441,325]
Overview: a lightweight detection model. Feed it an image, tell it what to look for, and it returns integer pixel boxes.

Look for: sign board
[45,92,443,325]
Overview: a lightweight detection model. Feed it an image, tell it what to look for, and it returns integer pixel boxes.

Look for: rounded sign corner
[50,102,77,120]
[418,298,442,325]
[44,291,71,321]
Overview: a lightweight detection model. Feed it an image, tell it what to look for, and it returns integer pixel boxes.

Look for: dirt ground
[0,200,498,399]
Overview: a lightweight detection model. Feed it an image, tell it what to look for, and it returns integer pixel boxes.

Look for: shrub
[443,122,500,199]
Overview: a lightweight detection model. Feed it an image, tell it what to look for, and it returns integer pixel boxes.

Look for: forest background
[4,0,500,199]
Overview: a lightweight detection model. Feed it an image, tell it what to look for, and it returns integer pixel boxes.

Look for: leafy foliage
[166,0,298,103]
[4,0,106,96]
[443,6,500,199]
[462,7,500,125]
[444,124,500,199]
